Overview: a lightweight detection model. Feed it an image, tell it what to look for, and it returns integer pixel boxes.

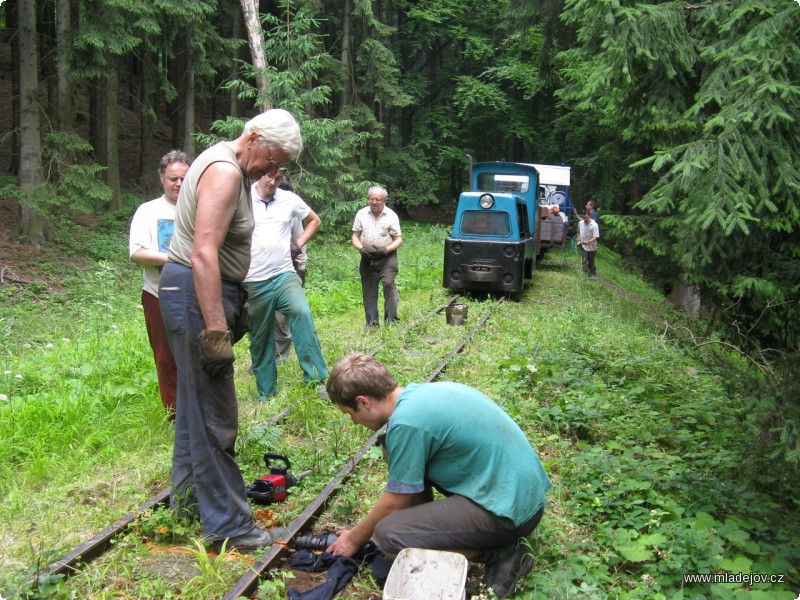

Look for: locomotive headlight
[479,194,495,209]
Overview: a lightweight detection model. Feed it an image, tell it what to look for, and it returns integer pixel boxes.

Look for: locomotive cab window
[460,210,511,236]
[478,173,530,194]
[517,203,530,238]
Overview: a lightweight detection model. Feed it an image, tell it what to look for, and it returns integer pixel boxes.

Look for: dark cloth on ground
[287,543,390,599]
[287,551,359,600]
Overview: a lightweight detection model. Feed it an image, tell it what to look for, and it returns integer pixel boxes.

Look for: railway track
[41,294,505,598]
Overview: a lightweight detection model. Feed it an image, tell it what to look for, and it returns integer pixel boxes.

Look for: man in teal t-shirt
[324,353,552,599]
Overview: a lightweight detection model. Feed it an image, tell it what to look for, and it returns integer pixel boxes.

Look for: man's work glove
[359,247,371,257]
[198,329,234,378]
[370,247,388,260]
[290,241,302,260]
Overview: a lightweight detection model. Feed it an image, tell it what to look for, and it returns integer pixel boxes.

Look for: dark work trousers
[358,251,399,325]
[141,289,177,414]
[581,248,597,276]
[372,495,544,557]
[159,262,255,541]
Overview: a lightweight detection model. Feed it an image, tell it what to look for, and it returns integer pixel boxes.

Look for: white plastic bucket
[383,548,468,600]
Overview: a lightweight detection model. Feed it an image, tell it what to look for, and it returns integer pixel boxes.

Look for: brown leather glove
[198,329,234,378]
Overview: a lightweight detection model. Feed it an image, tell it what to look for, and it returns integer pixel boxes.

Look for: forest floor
[0,195,97,291]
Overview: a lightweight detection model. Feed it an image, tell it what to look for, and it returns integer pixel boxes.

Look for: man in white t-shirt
[244,173,328,400]
[273,174,307,364]
[129,150,189,416]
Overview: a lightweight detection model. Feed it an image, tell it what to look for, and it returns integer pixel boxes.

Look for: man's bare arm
[190,161,243,331]
[326,491,424,558]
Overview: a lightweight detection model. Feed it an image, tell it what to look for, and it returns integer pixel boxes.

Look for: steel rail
[43,407,292,581]
[222,295,503,598]
[425,296,504,383]
[42,294,500,598]
[222,429,383,600]
[46,487,171,578]
[368,294,463,357]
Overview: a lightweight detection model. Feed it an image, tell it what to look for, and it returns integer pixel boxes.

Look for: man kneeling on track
[323,353,552,598]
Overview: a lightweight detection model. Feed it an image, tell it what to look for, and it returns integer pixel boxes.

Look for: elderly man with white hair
[351,185,403,326]
[159,109,302,552]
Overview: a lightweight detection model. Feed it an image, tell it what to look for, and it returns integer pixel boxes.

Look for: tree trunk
[229,0,242,118]
[668,279,702,319]
[137,48,155,190]
[339,0,353,110]
[8,0,20,175]
[40,0,57,118]
[91,79,106,165]
[182,28,195,157]
[105,65,122,210]
[170,33,186,150]
[56,0,73,131]
[16,0,46,243]
[239,0,270,108]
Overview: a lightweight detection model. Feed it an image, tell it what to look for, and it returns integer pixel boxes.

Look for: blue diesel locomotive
[443,160,572,296]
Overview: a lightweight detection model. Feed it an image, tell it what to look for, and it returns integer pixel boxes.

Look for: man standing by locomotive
[578,209,600,276]
[351,185,403,326]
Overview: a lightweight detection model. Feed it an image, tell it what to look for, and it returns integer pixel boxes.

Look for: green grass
[0,222,797,599]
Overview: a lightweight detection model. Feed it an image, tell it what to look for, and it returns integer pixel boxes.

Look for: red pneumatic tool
[246,453,312,505]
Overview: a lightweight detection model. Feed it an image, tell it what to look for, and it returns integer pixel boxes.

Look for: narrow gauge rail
[43,294,503,598]
[224,296,503,599]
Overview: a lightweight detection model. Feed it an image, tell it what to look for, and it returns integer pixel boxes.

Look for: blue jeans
[159,262,255,541]
[245,271,328,399]
[359,252,399,325]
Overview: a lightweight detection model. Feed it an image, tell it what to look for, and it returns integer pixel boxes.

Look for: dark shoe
[213,526,287,553]
[483,542,534,598]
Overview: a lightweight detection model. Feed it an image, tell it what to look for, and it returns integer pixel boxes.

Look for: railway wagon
[443,160,572,296]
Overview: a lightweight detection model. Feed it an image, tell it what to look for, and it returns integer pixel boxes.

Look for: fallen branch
[0,265,35,285]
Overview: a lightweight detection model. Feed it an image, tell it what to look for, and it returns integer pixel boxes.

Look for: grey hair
[368,185,388,200]
[243,109,304,161]
[158,150,189,177]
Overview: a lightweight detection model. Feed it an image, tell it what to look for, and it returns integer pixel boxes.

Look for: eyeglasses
[265,153,290,176]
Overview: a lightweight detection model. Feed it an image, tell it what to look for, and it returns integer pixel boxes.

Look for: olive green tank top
[168,142,254,282]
